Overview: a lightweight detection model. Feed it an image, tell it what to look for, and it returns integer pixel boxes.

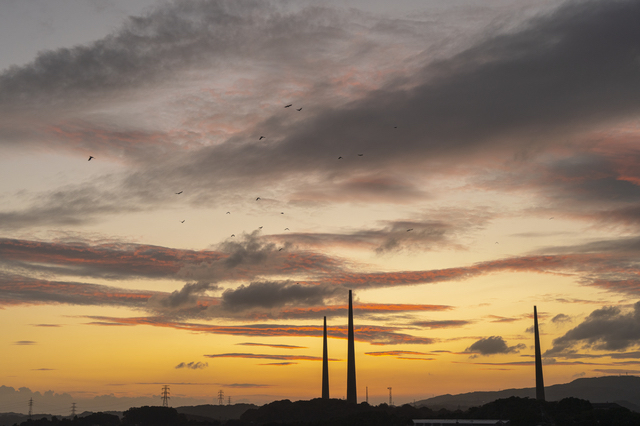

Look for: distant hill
[176,403,257,420]
[414,376,640,412]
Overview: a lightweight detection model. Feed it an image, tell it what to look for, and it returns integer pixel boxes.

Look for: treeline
[13,396,640,426]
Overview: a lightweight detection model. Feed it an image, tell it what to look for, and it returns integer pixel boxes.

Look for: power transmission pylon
[28,398,33,420]
[387,387,392,406]
[366,387,368,404]
[71,402,77,417]
[161,385,170,407]
[217,390,224,405]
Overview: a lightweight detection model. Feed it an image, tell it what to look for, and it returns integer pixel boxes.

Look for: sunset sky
[3,0,640,416]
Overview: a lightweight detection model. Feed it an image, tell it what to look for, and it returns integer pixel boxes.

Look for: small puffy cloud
[551,313,571,324]
[175,362,208,370]
[466,336,526,356]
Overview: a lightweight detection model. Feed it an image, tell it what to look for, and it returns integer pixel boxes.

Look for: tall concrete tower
[322,316,330,399]
[534,306,545,401]
[347,290,357,403]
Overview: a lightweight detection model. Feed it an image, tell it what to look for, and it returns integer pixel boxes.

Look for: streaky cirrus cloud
[236,343,306,349]
[203,353,339,362]
[84,316,436,345]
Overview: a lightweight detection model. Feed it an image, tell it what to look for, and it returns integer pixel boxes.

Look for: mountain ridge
[414,375,640,411]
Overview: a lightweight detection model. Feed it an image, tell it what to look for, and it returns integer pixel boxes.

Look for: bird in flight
[88,156,94,161]
[284,104,292,108]
[549,217,554,220]
[226,212,230,214]
[256,197,261,201]
[296,107,302,111]
[181,220,185,223]
[407,228,413,232]
[338,156,342,159]
[285,228,289,231]
[259,226,263,229]
[259,136,265,140]
[231,234,235,237]
[358,154,363,156]
[281,212,284,214]
[175,191,183,194]
[279,248,284,251]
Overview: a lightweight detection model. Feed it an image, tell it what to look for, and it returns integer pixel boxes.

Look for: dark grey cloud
[4,0,640,230]
[157,282,219,308]
[546,302,640,354]
[551,313,571,324]
[221,281,340,311]
[175,361,208,370]
[466,336,526,356]
[13,341,37,345]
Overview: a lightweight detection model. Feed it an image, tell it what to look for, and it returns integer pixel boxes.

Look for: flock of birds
[85,103,412,247]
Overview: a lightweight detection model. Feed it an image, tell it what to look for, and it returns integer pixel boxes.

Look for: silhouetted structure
[347,289,357,403]
[161,385,170,407]
[322,316,330,399]
[534,306,545,401]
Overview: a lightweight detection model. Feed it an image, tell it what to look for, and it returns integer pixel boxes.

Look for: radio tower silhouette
[346,289,357,404]
[71,402,77,417]
[322,316,329,399]
[217,390,224,405]
[161,385,170,407]
[28,398,33,420]
[534,306,545,401]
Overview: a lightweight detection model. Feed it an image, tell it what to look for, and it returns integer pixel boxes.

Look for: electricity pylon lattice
[217,390,224,405]
[71,402,77,417]
[161,385,170,407]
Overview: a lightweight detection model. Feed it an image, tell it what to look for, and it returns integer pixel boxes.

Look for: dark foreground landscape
[3,396,640,426]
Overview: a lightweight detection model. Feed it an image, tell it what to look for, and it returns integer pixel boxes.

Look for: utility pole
[217,390,224,405]
[28,398,33,420]
[366,387,368,404]
[161,385,170,407]
[71,402,77,417]
[228,396,231,405]
[387,387,392,406]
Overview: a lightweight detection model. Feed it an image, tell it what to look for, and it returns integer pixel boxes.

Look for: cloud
[270,215,485,253]
[546,302,640,354]
[365,350,436,360]
[156,282,220,308]
[4,0,640,231]
[551,314,571,324]
[236,343,306,349]
[84,316,437,345]
[175,362,208,370]
[0,274,158,308]
[411,320,471,329]
[258,362,297,366]
[203,353,337,362]
[466,336,526,356]
[220,281,341,311]
[13,341,36,345]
